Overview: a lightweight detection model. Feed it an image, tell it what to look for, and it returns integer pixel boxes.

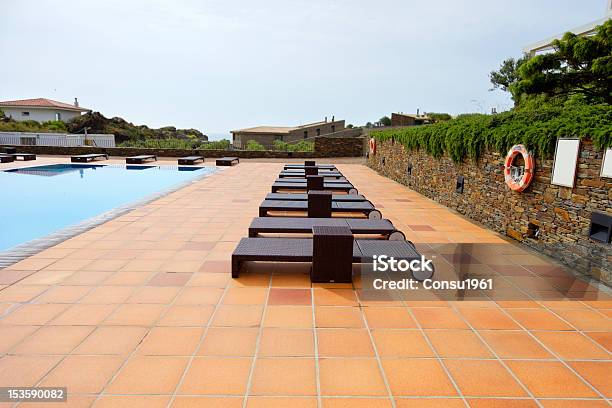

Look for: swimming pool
[0,164,217,252]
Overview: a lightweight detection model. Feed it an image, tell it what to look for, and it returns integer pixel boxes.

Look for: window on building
[303,131,308,139]
[55,112,61,121]
[22,111,30,117]
[316,128,321,136]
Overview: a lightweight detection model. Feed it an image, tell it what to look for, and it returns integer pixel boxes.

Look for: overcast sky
[1,0,607,138]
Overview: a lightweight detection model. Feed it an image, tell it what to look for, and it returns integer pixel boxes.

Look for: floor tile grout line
[402,303,469,407]
[13,283,123,407]
[241,273,273,408]
[165,280,233,408]
[311,285,322,408]
[479,274,610,400]
[357,279,398,408]
[3,280,99,357]
[445,301,543,407]
[428,243,612,356]
[493,269,612,357]
[88,273,211,406]
[497,308,609,400]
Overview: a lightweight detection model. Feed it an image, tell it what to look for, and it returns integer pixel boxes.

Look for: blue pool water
[0,164,217,251]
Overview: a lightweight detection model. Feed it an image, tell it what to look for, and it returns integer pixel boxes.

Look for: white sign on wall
[551,138,580,188]
[601,148,612,178]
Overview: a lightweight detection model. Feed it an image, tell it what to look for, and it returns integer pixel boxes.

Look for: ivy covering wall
[371,104,612,162]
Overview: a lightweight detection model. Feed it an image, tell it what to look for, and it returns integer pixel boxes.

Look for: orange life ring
[504,144,534,192]
[369,138,376,155]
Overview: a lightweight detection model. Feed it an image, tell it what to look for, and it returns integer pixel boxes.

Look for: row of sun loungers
[231,160,432,283]
[1,147,240,168]
[0,147,37,163]
[68,154,240,166]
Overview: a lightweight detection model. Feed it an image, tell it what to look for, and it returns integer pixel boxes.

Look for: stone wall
[368,139,612,284]
[315,136,365,157]
[1,136,365,158]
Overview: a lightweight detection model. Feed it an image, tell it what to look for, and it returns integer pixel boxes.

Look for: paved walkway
[0,159,610,407]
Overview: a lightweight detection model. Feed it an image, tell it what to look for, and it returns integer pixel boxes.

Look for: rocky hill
[67,112,208,143]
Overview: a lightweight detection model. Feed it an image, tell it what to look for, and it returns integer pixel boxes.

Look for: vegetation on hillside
[0,110,210,147]
[68,112,208,144]
[0,118,68,133]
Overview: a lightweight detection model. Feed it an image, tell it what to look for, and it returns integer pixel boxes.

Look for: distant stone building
[231,119,345,149]
[0,98,91,123]
[390,113,432,127]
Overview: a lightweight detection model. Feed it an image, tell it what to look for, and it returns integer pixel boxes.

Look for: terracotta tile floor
[0,157,610,407]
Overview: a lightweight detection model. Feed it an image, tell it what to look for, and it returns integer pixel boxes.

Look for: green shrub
[21,120,42,128]
[118,138,230,150]
[371,104,612,162]
[202,139,230,150]
[42,120,67,132]
[428,113,452,122]
[272,140,314,152]
[245,140,266,151]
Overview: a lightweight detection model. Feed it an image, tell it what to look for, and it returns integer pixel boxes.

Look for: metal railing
[0,132,116,147]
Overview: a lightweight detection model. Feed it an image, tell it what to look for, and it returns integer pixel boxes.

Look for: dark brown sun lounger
[178,156,204,165]
[2,147,17,154]
[279,170,343,179]
[248,217,404,239]
[0,154,15,163]
[272,182,356,193]
[231,235,424,281]
[258,200,381,219]
[284,164,336,170]
[274,177,350,184]
[216,157,239,166]
[265,193,367,202]
[71,154,109,163]
[11,153,36,161]
[126,155,157,164]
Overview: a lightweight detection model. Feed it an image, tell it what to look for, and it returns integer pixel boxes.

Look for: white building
[524,0,612,56]
[0,98,91,122]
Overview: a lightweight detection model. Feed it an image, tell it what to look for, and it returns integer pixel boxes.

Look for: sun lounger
[272,182,356,194]
[265,193,367,202]
[11,153,36,161]
[178,156,204,165]
[274,177,349,184]
[248,217,405,239]
[126,155,157,164]
[2,147,17,154]
[279,170,343,179]
[284,164,336,170]
[71,154,109,163]
[258,200,381,219]
[216,157,239,166]
[231,233,427,281]
[0,154,15,163]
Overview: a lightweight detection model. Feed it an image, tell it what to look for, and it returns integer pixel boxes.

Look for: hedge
[371,104,612,162]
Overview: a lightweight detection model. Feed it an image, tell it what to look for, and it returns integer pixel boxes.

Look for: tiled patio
[0,158,610,407]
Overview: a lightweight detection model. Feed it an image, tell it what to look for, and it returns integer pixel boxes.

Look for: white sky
[1,0,607,138]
